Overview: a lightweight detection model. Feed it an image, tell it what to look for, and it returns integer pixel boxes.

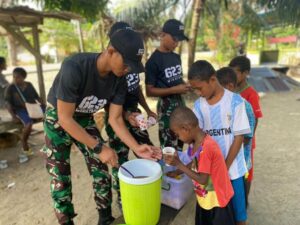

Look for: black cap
[108,21,133,38]
[162,19,189,41]
[110,29,145,73]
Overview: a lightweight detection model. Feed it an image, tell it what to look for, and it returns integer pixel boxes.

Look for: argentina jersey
[193,89,251,180]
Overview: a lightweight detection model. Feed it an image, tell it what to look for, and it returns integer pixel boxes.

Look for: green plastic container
[118,159,162,225]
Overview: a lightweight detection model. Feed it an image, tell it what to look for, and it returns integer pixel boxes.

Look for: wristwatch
[93,142,103,154]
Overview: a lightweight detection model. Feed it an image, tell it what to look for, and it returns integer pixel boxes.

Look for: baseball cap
[110,29,145,73]
[162,19,189,41]
[108,21,133,38]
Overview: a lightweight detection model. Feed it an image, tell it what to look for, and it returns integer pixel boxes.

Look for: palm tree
[257,0,300,27]
[188,0,204,67]
[113,0,180,59]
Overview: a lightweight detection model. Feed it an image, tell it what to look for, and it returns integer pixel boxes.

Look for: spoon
[120,165,148,179]
[120,165,135,178]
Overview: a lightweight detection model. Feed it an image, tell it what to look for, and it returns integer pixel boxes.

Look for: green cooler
[118,159,162,225]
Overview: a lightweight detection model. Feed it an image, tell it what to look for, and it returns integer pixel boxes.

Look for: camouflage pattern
[42,107,111,225]
[105,108,153,194]
[157,95,185,150]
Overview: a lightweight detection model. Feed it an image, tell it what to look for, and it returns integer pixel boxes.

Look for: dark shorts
[15,109,32,125]
[195,203,235,225]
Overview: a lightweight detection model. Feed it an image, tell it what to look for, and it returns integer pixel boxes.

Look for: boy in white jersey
[188,60,251,225]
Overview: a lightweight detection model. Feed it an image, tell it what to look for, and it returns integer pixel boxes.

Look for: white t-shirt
[193,89,251,180]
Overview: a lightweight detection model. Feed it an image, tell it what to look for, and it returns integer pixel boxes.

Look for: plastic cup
[135,114,147,130]
[147,116,157,127]
[162,147,175,166]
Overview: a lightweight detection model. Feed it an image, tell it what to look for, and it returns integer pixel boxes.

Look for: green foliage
[257,0,300,27]
[0,37,8,59]
[32,0,109,21]
[40,19,99,59]
[114,0,180,40]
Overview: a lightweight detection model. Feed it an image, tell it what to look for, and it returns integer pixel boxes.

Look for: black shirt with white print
[145,49,184,88]
[123,72,140,110]
[47,53,127,115]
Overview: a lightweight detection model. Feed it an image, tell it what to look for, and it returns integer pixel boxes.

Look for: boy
[229,56,263,203]
[5,67,45,158]
[164,106,235,225]
[216,67,256,172]
[188,60,251,225]
[43,29,161,225]
[105,22,156,205]
[145,19,190,150]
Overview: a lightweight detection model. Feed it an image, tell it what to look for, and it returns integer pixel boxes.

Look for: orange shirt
[192,135,234,209]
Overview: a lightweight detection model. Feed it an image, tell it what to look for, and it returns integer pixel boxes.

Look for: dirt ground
[1,86,300,225]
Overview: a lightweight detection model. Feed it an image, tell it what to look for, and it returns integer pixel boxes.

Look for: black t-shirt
[47,53,127,115]
[123,73,140,110]
[145,50,184,88]
[5,82,39,111]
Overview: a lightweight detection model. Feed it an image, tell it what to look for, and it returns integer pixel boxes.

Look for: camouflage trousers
[105,108,153,194]
[157,95,185,150]
[42,107,111,224]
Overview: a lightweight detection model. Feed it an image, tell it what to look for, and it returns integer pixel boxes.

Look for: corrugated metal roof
[248,67,292,92]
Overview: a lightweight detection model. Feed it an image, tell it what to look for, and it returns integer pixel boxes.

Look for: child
[216,67,256,205]
[229,56,263,204]
[5,67,45,158]
[145,19,190,150]
[164,106,235,225]
[216,67,256,171]
[188,60,251,225]
[105,21,156,206]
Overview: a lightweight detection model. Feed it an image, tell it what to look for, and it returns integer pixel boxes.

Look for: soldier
[43,29,161,225]
[104,22,157,206]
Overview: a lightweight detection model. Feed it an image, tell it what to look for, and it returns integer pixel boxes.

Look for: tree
[113,0,180,59]
[257,0,300,27]
[28,0,109,21]
[188,0,204,67]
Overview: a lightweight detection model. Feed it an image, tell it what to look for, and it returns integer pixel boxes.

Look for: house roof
[0,6,82,28]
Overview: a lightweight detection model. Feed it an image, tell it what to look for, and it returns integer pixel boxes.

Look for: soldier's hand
[98,145,118,167]
[134,144,162,160]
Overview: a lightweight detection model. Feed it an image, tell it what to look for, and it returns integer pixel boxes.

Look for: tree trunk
[6,34,18,66]
[188,0,204,67]
[76,20,85,52]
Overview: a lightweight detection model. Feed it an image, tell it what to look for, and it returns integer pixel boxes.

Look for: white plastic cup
[162,147,175,166]
[147,116,157,127]
[135,114,147,130]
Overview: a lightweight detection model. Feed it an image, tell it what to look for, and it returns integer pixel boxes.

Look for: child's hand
[166,169,183,179]
[164,151,182,167]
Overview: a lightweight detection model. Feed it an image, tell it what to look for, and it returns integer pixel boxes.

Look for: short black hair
[170,106,198,129]
[229,56,251,72]
[0,57,5,65]
[188,60,216,81]
[216,67,237,86]
[13,67,27,79]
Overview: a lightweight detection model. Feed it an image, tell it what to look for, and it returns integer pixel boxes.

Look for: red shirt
[194,135,234,209]
[240,86,263,119]
[240,85,263,148]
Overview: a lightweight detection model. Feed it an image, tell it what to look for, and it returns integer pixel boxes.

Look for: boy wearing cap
[145,19,190,151]
[104,22,156,205]
[43,29,161,225]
